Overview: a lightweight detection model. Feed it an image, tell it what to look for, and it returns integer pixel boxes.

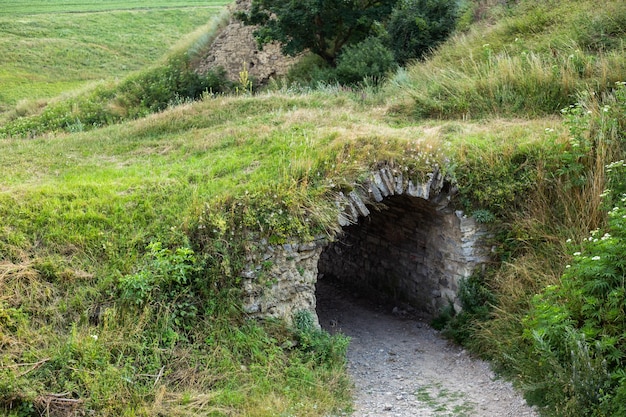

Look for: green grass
[1,0,626,416]
[387,0,626,119]
[0,0,226,14]
[0,0,229,110]
[415,383,474,417]
[0,85,562,415]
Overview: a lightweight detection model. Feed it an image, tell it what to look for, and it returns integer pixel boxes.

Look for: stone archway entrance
[241,166,490,325]
[318,194,479,318]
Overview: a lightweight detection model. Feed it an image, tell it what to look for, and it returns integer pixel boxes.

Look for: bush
[518,84,626,416]
[0,55,232,138]
[433,272,496,345]
[335,37,397,86]
[284,53,336,88]
[118,241,205,334]
[292,310,349,366]
[386,0,459,65]
[116,55,231,117]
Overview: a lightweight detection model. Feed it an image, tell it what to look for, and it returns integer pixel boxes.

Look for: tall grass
[404,48,625,118]
[465,84,626,416]
[388,0,626,119]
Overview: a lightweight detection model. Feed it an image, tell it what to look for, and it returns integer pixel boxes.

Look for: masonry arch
[240,166,489,325]
[316,166,489,318]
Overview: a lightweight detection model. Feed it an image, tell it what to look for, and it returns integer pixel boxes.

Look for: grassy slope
[389,0,626,118]
[1,0,625,416]
[0,0,229,110]
[0,93,563,416]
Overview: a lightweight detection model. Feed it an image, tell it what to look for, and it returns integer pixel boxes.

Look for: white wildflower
[591,256,601,261]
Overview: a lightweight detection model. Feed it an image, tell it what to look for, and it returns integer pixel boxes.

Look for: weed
[237,62,253,96]
[292,310,350,367]
[415,383,474,416]
[472,209,496,223]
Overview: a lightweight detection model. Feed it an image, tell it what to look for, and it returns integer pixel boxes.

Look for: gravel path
[316,281,539,417]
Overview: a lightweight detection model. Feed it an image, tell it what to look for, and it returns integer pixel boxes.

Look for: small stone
[383,404,393,411]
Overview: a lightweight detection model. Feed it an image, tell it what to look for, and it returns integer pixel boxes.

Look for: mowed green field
[0,0,230,111]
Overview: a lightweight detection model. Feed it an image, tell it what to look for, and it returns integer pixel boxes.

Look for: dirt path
[316,281,538,417]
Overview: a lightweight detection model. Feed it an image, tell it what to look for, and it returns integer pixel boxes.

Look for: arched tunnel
[316,193,478,319]
[241,168,490,326]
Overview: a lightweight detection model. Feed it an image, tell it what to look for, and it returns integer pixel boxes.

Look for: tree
[236,0,397,67]
[335,37,397,85]
[386,0,458,65]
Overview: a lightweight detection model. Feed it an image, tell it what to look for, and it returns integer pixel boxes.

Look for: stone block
[380,167,396,195]
[349,191,370,216]
[373,172,390,197]
[394,172,405,194]
[369,183,384,202]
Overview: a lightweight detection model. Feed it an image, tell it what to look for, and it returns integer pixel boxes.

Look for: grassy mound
[1,0,626,416]
[388,0,626,118]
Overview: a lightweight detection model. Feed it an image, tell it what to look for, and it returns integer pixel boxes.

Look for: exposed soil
[316,280,539,417]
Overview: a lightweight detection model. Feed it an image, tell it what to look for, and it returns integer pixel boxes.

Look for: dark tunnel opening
[316,194,474,321]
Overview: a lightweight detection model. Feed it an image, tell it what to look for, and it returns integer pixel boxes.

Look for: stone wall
[195,0,298,85]
[242,238,325,326]
[241,165,491,324]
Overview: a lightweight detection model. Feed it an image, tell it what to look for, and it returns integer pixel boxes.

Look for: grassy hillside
[0,88,564,417]
[1,0,626,416]
[0,0,229,112]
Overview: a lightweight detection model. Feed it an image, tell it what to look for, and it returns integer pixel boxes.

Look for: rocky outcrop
[196,0,298,85]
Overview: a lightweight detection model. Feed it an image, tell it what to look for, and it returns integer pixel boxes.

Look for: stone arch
[241,165,490,325]
[317,165,489,317]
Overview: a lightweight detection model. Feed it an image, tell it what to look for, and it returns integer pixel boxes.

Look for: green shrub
[118,241,204,333]
[386,0,458,65]
[292,310,350,366]
[335,37,397,86]
[518,84,626,416]
[0,55,232,138]
[434,272,496,345]
[116,55,231,117]
[285,53,335,88]
[472,209,496,223]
